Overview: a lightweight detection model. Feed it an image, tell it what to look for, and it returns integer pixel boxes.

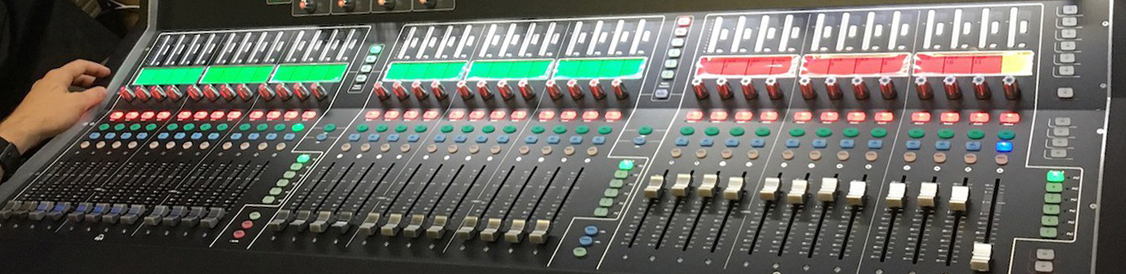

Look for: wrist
[0,119,42,154]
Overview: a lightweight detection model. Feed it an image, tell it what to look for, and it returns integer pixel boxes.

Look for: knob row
[692,75,1022,101]
[118,83,330,103]
[373,79,630,102]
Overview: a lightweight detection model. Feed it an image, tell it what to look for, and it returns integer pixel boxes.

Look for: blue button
[314,133,327,141]
[136,133,149,140]
[751,138,766,148]
[867,140,883,149]
[935,140,951,151]
[700,137,714,147]
[348,134,361,142]
[157,132,169,140]
[840,139,855,149]
[578,236,594,246]
[905,140,921,150]
[633,136,646,145]
[407,134,420,142]
[282,133,295,141]
[584,225,599,236]
[265,133,278,141]
[120,133,133,139]
[785,139,800,148]
[965,141,982,151]
[388,134,401,142]
[433,135,446,143]
[454,134,467,143]
[207,133,220,140]
[675,137,690,146]
[592,136,606,145]
[475,135,489,143]
[524,136,539,144]
[570,136,583,144]
[368,134,381,142]
[996,141,1013,152]
[497,135,510,144]
[812,139,828,148]
[89,132,101,139]
[247,133,260,140]
[724,138,740,147]
[104,132,116,139]
[547,135,561,144]
[190,132,203,140]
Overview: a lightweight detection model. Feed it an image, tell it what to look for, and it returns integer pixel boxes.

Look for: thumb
[77,86,109,110]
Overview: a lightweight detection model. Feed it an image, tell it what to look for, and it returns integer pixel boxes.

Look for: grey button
[1054,117,1072,126]
[668,48,682,58]
[1059,66,1075,76]
[674,27,689,37]
[1052,127,1070,136]
[360,64,373,73]
[365,55,378,63]
[1052,138,1069,147]
[1061,29,1077,39]
[664,59,679,68]
[661,70,676,80]
[1062,17,1078,27]
[1063,5,1079,15]
[1036,248,1056,260]
[1057,87,1075,98]
[1060,53,1076,63]
[1051,149,1069,158]
[671,38,686,47]
[653,88,670,99]
[1060,41,1076,51]
[355,75,368,83]
[1035,260,1054,273]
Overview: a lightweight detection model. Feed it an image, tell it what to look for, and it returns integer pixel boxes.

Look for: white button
[661,70,675,80]
[1035,261,1054,273]
[671,173,692,197]
[360,64,373,73]
[950,186,970,211]
[817,178,838,202]
[1036,249,1056,260]
[1061,29,1077,39]
[1051,138,1069,147]
[664,59,678,68]
[668,48,682,58]
[1062,5,1079,15]
[759,177,781,201]
[1057,87,1074,98]
[671,38,686,47]
[971,242,993,272]
[723,177,744,201]
[1054,117,1072,126]
[1052,127,1070,136]
[787,179,808,205]
[1060,41,1076,51]
[1061,17,1078,27]
[644,175,664,198]
[885,182,907,208]
[1059,53,1075,63]
[1050,149,1068,158]
[1059,66,1075,76]
[846,180,867,206]
[674,27,689,37]
[917,182,938,208]
[698,174,718,198]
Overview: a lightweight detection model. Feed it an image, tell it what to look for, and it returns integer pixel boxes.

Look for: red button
[469,110,487,121]
[248,110,265,121]
[510,110,529,121]
[226,110,243,121]
[403,110,420,121]
[283,110,300,121]
[1000,112,1020,124]
[793,111,813,123]
[240,220,254,230]
[560,110,578,122]
[448,109,466,121]
[846,111,866,123]
[209,111,226,121]
[911,112,931,123]
[124,111,140,121]
[760,111,779,122]
[140,111,155,121]
[685,110,704,122]
[232,230,246,240]
[604,110,622,122]
[538,110,556,121]
[734,111,753,123]
[940,112,960,124]
[422,110,440,121]
[709,111,728,122]
[109,111,125,121]
[177,110,193,121]
[193,111,209,121]
[874,111,894,123]
[490,110,508,121]
[819,112,839,123]
[156,111,172,121]
[582,110,600,122]
[969,112,990,124]
[266,110,282,121]
[365,110,381,121]
[302,111,318,121]
[383,110,401,121]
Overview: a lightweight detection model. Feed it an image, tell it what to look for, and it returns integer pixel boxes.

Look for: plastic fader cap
[950,186,971,211]
[724,177,745,201]
[885,182,907,208]
[918,182,939,208]
[697,174,719,198]
[846,180,867,206]
[787,179,809,204]
[644,175,665,198]
[818,178,839,202]
[671,173,692,197]
[759,177,782,201]
[971,241,993,272]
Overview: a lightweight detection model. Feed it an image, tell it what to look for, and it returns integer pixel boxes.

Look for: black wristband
[0,137,24,181]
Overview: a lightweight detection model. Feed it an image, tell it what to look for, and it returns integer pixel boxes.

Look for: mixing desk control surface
[0,0,1123,273]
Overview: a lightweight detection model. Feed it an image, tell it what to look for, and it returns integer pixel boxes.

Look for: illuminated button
[156,111,172,121]
[448,110,465,121]
[266,110,282,121]
[937,129,956,139]
[598,126,612,135]
[1000,112,1020,124]
[870,128,887,138]
[384,110,401,120]
[820,112,839,123]
[177,111,193,121]
[291,124,305,132]
[730,127,745,136]
[422,110,440,121]
[490,110,507,121]
[248,110,265,121]
[685,110,704,122]
[1047,170,1065,183]
[226,111,243,121]
[124,111,140,121]
[940,112,960,124]
[604,110,622,122]
[369,44,384,54]
[969,112,990,124]
[789,128,805,137]
[967,129,985,140]
[285,110,302,121]
[995,141,1014,152]
[553,125,567,134]
[735,111,753,122]
[140,111,155,121]
[998,129,1016,140]
[846,112,866,123]
[676,15,692,26]
[511,110,529,121]
[538,110,556,121]
[908,128,925,138]
[709,111,728,122]
[816,128,832,137]
[843,128,860,138]
[680,127,695,136]
[296,154,311,163]
[760,111,779,122]
[560,110,578,122]
[109,111,125,121]
[582,111,600,122]
[874,111,894,123]
[793,111,813,123]
[209,111,226,121]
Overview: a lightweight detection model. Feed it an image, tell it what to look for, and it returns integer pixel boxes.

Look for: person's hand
[0,60,112,154]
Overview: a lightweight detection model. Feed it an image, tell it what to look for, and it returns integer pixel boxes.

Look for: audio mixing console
[0,0,1122,273]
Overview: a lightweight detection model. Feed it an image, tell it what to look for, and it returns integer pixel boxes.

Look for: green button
[291,123,305,132]
[1045,193,1062,204]
[967,129,985,140]
[395,125,408,133]
[479,125,495,133]
[531,125,545,134]
[273,124,286,132]
[704,127,720,136]
[256,124,268,132]
[598,126,612,135]
[504,125,518,134]
[290,163,303,170]
[98,124,111,131]
[553,125,567,134]
[296,154,311,163]
[145,124,158,131]
[1046,183,1064,193]
[262,196,276,204]
[275,179,290,187]
[789,128,805,137]
[870,128,888,138]
[238,124,251,131]
[369,44,384,54]
[730,127,745,136]
[575,125,590,134]
[593,208,608,217]
[375,124,389,132]
[937,128,955,139]
[618,160,635,170]
[680,127,695,136]
[414,125,428,133]
[460,125,474,133]
[249,211,262,221]
[815,128,832,137]
[908,128,925,139]
[129,124,142,131]
[613,170,629,179]
[167,124,179,131]
[604,188,619,198]
[755,127,771,137]
[198,123,212,131]
[283,171,296,179]
[111,124,125,131]
[269,187,283,196]
[324,123,337,132]
[356,124,369,132]
[1040,227,1058,238]
[1047,170,1066,183]
[638,126,653,135]
[599,198,614,207]
[1042,216,1059,227]
[1043,204,1060,215]
[216,124,229,131]
[998,129,1016,140]
[573,247,589,257]
[609,179,624,188]
[843,127,860,137]
[441,125,454,133]
[182,124,196,131]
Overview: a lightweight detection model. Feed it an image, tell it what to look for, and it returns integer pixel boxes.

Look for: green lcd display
[383,61,467,81]
[466,59,553,80]
[133,67,206,85]
[201,65,275,84]
[553,58,646,79]
[270,63,349,83]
